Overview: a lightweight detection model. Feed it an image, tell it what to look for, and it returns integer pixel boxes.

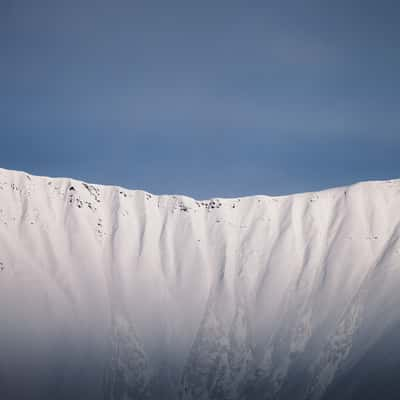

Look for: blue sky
[1,0,399,198]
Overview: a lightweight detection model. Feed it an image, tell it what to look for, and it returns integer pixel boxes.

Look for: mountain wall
[0,168,400,399]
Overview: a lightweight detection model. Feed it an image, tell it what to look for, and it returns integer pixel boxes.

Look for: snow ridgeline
[0,167,400,400]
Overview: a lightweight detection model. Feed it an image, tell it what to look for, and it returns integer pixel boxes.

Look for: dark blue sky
[1,0,399,198]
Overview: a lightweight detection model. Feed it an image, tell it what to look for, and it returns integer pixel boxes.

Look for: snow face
[0,168,400,400]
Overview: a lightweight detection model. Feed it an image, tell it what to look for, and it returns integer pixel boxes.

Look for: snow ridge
[0,168,400,400]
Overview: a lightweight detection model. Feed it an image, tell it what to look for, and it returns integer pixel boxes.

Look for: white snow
[0,168,399,400]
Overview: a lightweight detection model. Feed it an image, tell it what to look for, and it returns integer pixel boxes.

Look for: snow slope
[0,167,399,400]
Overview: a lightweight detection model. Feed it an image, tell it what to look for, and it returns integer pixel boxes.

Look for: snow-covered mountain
[0,167,399,400]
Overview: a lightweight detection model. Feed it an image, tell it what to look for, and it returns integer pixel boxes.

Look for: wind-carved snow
[103,313,152,400]
[180,290,254,400]
[0,167,400,400]
[308,302,364,400]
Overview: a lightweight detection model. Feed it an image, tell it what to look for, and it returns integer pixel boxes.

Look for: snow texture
[0,168,400,400]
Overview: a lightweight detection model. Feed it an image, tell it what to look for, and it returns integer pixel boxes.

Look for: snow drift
[0,167,399,400]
